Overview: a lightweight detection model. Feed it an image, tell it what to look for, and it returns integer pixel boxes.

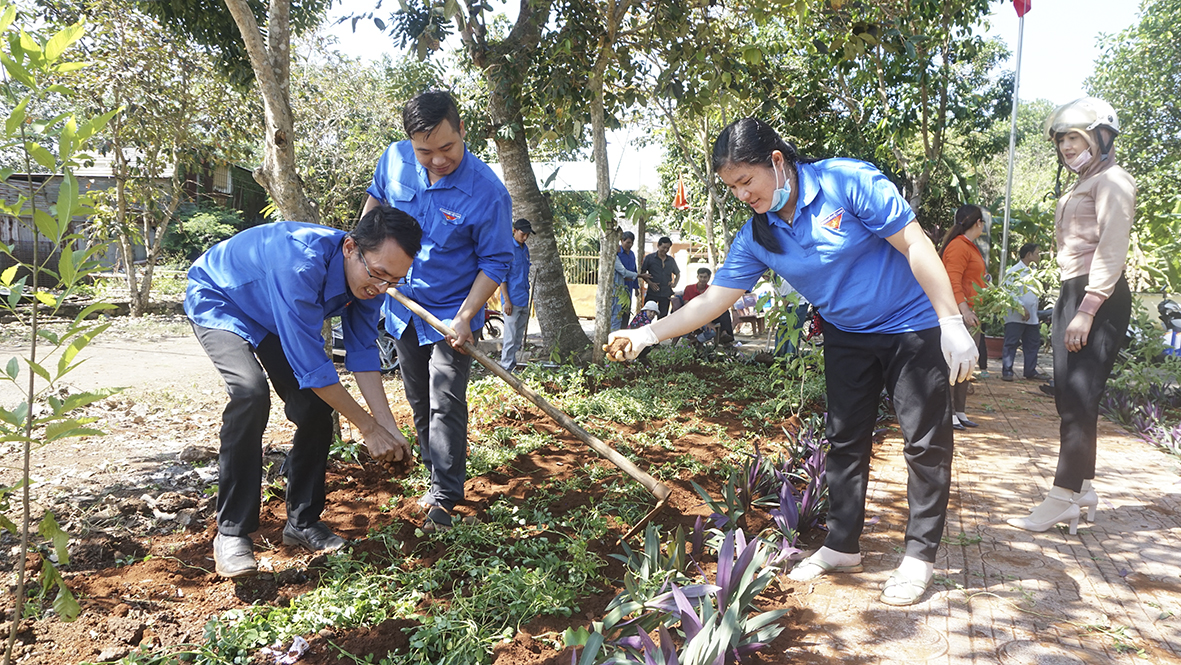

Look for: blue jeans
[500,304,529,371]
[1001,322,1042,377]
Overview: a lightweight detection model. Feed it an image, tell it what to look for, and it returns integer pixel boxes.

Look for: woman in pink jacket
[1008,97,1136,534]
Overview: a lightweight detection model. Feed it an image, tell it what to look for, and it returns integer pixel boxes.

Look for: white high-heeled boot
[1007,486,1081,534]
[1074,479,1098,522]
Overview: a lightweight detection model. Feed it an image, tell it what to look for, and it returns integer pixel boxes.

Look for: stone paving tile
[772,367,1181,663]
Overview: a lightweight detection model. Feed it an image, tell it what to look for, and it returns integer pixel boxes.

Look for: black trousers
[1052,274,1131,491]
[394,320,473,511]
[950,331,982,413]
[192,324,335,536]
[823,324,955,563]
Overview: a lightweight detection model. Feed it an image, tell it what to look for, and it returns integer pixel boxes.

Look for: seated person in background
[731,290,763,335]
[628,300,662,360]
[629,299,661,329]
[682,267,734,344]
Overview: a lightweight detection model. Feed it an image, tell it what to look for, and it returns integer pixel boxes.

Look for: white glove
[605,325,660,361]
[939,314,978,385]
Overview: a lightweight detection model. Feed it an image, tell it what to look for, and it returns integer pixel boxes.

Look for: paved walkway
[780,371,1181,664]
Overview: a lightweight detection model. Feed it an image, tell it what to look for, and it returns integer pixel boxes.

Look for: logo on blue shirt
[440,208,462,222]
[816,208,844,231]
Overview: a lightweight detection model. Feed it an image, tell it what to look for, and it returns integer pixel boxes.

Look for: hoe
[388,289,673,542]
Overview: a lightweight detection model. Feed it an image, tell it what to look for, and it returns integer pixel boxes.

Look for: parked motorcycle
[331,316,398,373]
[1159,299,1181,357]
[480,307,504,341]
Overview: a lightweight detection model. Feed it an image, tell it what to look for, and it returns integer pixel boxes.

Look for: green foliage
[119,500,607,665]
[0,2,119,652]
[978,98,1059,218]
[290,37,443,228]
[565,371,710,424]
[970,282,1025,335]
[162,204,244,261]
[1108,300,1181,396]
[49,0,256,315]
[649,0,1010,237]
[467,428,554,478]
[1089,0,1181,291]
[609,524,699,607]
[135,0,333,87]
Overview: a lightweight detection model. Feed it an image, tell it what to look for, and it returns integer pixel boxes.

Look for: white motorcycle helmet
[1044,97,1120,194]
[1043,96,1120,142]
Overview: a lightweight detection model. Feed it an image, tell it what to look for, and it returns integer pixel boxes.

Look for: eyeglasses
[358,251,406,288]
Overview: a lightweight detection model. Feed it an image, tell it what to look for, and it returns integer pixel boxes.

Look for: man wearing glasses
[185,206,421,577]
[360,90,513,533]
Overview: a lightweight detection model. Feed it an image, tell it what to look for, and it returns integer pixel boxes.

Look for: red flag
[1012,0,1030,17]
[673,174,690,210]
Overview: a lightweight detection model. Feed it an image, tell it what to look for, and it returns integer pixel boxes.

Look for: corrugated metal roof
[74,150,176,178]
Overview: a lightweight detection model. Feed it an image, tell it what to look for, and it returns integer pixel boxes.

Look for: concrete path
[780,373,1181,664]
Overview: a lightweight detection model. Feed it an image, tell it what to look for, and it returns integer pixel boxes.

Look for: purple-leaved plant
[783,418,829,531]
[766,478,803,567]
[569,530,787,664]
[1143,422,1181,457]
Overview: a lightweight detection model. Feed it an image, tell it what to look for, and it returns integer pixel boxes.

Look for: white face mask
[768,159,792,213]
[1067,149,1092,173]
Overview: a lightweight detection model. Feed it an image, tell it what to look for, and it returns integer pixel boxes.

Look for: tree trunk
[470,0,589,360]
[111,153,145,317]
[494,130,590,359]
[223,0,319,224]
[134,184,185,314]
[703,184,716,270]
[589,54,615,364]
[636,213,647,269]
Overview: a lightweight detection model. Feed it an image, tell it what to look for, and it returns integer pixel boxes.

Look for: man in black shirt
[640,236,680,317]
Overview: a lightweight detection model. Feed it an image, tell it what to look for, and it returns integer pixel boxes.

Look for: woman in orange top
[939,205,988,430]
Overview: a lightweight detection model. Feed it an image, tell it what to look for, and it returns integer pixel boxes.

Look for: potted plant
[971,279,1029,359]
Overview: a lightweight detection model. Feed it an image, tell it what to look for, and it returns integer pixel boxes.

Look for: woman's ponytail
[938,205,984,258]
[712,118,817,254]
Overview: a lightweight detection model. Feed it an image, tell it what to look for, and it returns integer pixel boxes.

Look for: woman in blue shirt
[607,118,977,606]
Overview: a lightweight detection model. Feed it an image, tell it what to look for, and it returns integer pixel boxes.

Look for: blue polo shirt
[185,222,381,389]
[367,140,513,345]
[617,247,638,293]
[713,159,937,334]
[502,239,531,308]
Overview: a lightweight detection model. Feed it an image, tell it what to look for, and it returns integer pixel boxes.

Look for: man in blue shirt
[500,218,533,371]
[361,90,513,532]
[611,231,640,330]
[186,207,420,578]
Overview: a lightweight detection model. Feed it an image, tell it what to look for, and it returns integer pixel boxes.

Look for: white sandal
[878,570,932,606]
[788,555,864,582]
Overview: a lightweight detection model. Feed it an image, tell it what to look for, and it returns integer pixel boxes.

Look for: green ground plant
[99,498,608,665]
[83,339,821,664]
[0,6,119,664]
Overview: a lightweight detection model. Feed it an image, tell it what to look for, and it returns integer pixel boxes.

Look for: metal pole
[1000,15,1025,278]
